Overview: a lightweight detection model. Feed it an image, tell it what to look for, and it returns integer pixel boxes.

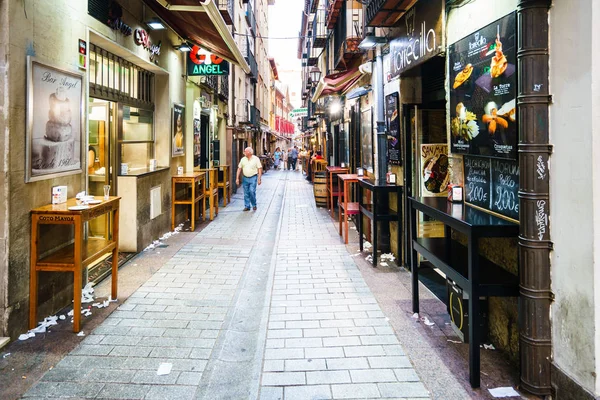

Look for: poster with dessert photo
[448,12,517,159]
[26,57,84,182]
[172,103,185,157]
[420,144,450,197]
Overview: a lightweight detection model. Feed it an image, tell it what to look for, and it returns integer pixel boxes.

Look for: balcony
[312,9,327,48]
[204,75,218,93]
[218,75,229,100]
[365,0,415,27]
[250,106,260,128]
[325,0,343,29]
[309,0,318,13]
[245,38,258,82]
[245,1,256,34]
[237,99,251,125]
[332,6,364,69]
[216,0,234,25]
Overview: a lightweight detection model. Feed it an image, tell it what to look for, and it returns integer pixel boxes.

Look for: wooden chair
[200,168,219,220]
[338,174,359,244]
[217,165,230,207]
[311,159,328,181]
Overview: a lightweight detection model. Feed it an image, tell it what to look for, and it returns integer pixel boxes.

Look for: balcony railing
[325,0,343,29]
[237,99,251,124]
[204,75,218,93]
[332,5,364,69]
[216,0,234,25]
[245,1,256,34]
[365,0,413,27]
[245,38,258,82]
[218,75,229,100]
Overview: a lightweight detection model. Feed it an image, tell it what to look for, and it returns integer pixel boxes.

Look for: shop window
[120,106,154,173]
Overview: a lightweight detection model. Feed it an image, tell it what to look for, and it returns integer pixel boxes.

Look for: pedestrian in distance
[236,147,262,211]
[273,147,282,170]
[290,146,299,171]
[282,148,288,170]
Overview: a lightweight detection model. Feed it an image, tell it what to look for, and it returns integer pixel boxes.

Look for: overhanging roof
[144,0,250,73]
[311,68,363,102]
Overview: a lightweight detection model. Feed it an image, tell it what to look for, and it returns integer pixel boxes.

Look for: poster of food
[385,93,401,165]
[361,108,373,171]
[420,144,449,197]
[26,57,84,182]
[172,103,185,157]
[449,12,517,159]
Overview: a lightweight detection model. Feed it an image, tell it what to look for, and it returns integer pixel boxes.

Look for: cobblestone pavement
[22,168,438,400]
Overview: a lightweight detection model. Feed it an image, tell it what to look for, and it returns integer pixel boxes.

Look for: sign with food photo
[385,93,401,165]
[448,12,517,159]
[420,144,449,197]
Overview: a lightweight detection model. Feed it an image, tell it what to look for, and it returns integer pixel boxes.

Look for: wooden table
[199,168,219,221]
[358,178,403,266]
[337,174,359,244]
[29,196,121,333]
[217,165,231,207]
[326,166,348,218]
[171,172,206,231]
[409,197,519,388]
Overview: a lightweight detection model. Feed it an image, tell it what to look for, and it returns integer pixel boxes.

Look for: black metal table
[409,196,519,388]
[358,178,403,266]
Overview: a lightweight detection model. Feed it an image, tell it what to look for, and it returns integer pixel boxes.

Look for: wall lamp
[175,42,192,52]
[146,17,166,30]
[358,33,388,50]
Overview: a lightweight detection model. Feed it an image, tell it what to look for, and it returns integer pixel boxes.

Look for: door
[403,105,448,267]
[200,114,210,169]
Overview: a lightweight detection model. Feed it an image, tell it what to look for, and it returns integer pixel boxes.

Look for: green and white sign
[289,108,308,118]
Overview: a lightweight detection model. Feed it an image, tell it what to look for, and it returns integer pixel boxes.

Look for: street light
[309,66,322,84]
[358,33,388,50]
[146,17,166,30]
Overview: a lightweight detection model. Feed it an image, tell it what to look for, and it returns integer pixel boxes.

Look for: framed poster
[361,108,374,172]
[26,57,84,182]
[385,93,401,166]
[172,103,185,157]
[420,144,449,197]
[449,12,517,159]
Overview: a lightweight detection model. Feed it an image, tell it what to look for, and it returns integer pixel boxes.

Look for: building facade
[299,0,600,397]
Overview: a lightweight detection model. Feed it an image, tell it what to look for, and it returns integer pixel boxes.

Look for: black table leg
[468,234,481,388]
[410,205,419,313]
[372,193,378,266]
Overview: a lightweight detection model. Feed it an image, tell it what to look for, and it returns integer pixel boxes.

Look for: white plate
[68,205,90,211]
[87,200,102,204]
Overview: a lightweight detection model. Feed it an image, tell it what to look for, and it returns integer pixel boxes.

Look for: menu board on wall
[361,108,374,171]
[449,12,517,159]
[385,93,401,165]
[420,144,449,197]
[464,155,519,220]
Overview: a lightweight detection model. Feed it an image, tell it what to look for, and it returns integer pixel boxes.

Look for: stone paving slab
[23,169,432,400]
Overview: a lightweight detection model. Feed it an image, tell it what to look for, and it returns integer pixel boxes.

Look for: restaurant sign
[386,0,444,81]
[187,46,229,76]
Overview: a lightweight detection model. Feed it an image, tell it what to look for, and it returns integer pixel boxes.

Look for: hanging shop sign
[385,93,401,165]
[187,46,229,76]
[386,0,444,80]
[289,108,308,118]
[449,12,517,159]
[134,29,161,63]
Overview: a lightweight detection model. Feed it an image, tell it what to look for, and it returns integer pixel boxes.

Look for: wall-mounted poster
[420,144,449,197]
[385,93,401,165]
[361,108,374,172]
[26,57,84,182]
[172,103,185,157]
[449,12,517,159]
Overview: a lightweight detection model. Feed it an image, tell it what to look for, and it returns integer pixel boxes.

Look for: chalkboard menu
[385,93,401,165]
[449,13,517,159]
[463,155,519,220]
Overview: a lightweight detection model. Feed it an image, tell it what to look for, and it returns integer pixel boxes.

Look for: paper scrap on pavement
[484,343,496,350]
[77,331,85,337]
[380,262,389,267]
[2,353,10,358]
[157,362,173,376]
[380,253,396,261]
[59,315,66,320]
[447,339,462,344]
[421,317,435,326]
[489,387,520,398]
[412,313,419,319]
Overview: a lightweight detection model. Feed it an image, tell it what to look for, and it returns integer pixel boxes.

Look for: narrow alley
[0,169,522,400]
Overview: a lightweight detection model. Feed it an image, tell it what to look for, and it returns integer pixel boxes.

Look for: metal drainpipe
[517,0,552,395]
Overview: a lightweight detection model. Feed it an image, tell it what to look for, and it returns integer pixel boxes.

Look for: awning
[144,0,250,73]
[345,85,372,100]
[311,62,371,102]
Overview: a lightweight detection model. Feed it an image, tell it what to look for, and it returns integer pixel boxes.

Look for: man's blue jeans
[242,174,258,208]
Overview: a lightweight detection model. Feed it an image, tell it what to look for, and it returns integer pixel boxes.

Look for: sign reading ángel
[187,45,229,76]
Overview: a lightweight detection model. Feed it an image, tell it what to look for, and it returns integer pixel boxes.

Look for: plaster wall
[2,0,185,339]
[550,0,599,394]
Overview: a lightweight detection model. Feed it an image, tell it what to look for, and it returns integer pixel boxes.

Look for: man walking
[236,147,262,211]
[289,146,299,171]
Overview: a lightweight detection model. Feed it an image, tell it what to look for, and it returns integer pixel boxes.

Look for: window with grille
[89,43,155,110]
